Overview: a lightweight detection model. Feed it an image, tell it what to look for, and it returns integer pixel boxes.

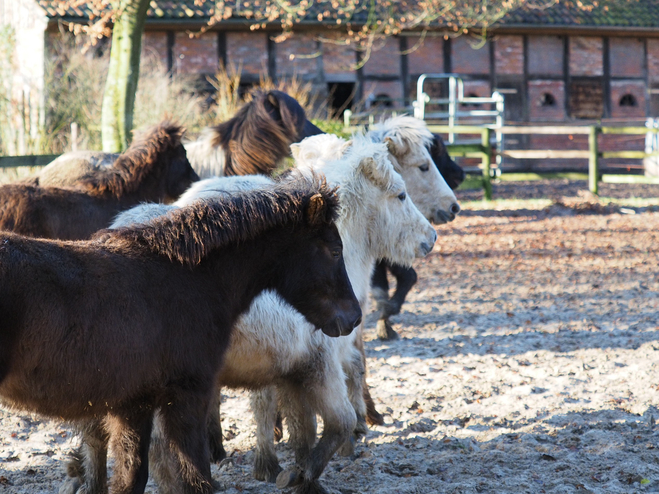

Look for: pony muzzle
[432,202,461,224]
[322,306,362,337]
[416,229,437,257]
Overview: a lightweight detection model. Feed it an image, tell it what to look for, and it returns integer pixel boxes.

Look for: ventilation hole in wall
[462,92,480,108]
[373,93,394,108]
[540,93,556,107]
[619,94,637,107]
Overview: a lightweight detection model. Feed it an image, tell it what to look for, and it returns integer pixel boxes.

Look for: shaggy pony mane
[79,121,185,197]
[367,115,434,153]
[208,90,305,176]
[100,176,338,268]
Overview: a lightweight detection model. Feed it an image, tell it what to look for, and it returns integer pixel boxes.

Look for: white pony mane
[183,128,227,179]
[367,115,434,150]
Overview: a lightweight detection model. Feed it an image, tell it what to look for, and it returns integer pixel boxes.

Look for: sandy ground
[1,180,659,494]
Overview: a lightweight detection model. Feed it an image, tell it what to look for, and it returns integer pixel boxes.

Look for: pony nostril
[352,315,362,329]
[450,202,461,215]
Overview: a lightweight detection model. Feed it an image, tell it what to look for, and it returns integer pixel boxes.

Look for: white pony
[62,135,436,494]
[367,115,460,224]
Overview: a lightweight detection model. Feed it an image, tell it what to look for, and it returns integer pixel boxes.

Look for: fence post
[482,127,492,200]
[71,122,78,152]
[588,125,600,195]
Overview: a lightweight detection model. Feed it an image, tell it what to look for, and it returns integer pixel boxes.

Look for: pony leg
[251,386,282,482]
[59,420,109,494]
[353,329,384,426]
[371,260,390,310]
[387,263,417,315]
[207,388,227,463]
[375,262,417,340]
[149,412,183,494]
[106,410,154,494]
[158,392,214,494]
[277,359,356,494]
[341,345,368,453]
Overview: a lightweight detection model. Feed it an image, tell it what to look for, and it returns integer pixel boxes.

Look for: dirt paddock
[1,180,658,494]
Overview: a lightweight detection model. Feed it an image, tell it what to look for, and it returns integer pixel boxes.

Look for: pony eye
[331,248,341,259]
[419,164,430,172]
[397,192,406,202]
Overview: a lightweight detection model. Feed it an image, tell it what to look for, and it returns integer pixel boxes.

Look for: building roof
[500,0,659,29]
[35,0,659,30]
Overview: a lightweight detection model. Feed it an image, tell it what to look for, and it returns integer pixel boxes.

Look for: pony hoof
[366,403,385,426]
[276,468,303,489]
[338,435,356,457]
[209,443,227,463]
[293,480,330,494]
[376,319,399,340]
[253,453,282,483]
[355,416,368,438]
[58,478,81,494]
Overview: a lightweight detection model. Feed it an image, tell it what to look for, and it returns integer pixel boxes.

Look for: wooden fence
[426,124,659,200]
[4,124,659,200]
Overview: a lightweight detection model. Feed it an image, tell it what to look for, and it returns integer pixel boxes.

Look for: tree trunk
[101,0,149,152]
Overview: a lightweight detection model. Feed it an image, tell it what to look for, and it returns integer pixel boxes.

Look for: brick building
[2,0,659,125]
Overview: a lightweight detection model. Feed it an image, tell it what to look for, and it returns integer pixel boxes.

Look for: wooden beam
[500,150,590,159]
[0,155,59,168]
[601,174,659,184]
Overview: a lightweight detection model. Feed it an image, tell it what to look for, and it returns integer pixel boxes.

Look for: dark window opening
[327,82,355,118]
[371,93,394,108]
[540,93,556,107]
[619,93,637,107]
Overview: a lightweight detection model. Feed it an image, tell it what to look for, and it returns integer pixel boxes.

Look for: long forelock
[369,115,434,153]
[101,177,338,267]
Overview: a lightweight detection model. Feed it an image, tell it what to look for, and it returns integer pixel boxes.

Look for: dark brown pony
[0,121,199,240]
[185,90,323,177]
[0,177,361,494]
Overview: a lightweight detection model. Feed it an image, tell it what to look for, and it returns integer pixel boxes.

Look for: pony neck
[336,215,376,310]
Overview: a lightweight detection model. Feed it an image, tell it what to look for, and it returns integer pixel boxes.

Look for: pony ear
[357,156,388,189]
[340,139,353,157]
[384,136,400,157]
[267,92,281,109]
[290,143,302,161]
[306,193,327,226]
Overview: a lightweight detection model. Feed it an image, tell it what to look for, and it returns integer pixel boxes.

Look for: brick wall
[495,35,523,75]
[363,80,404,108]
[407,36,443,76]
[569,37,603,76]
[275,33,319,79]
[226,31,268,76]
[322,40,356,80]
[452,36,489,75]
[172,31,217,74]
[142,31,169,71]
[528,80,566,122]
[648,39,659,82]
[460,80,492,111]
[610,37,644,78]
[362,37,400,76]
[527,36,563,76]
[610,80,646,119]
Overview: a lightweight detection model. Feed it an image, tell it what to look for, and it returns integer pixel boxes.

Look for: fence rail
[425,124,658,199]
[0,155,60,169]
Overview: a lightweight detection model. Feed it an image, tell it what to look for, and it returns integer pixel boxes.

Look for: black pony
[372,133,464,341]
[0,176,361,494]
